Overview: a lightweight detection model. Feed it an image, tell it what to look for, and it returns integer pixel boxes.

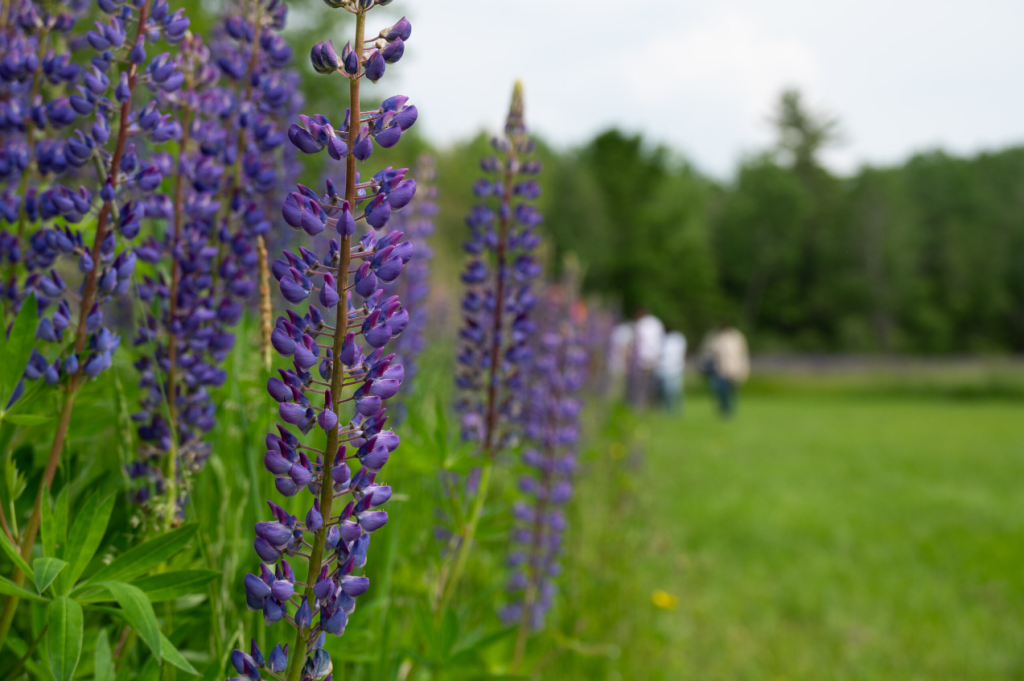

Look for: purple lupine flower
[232,4,416,680]
[127,1,302,514]
[10,1,188,394]
[382,154,436,411]
[0,2,85,320]
[503,288,589,662]
[0,0,200,633]
[455,81,541,452]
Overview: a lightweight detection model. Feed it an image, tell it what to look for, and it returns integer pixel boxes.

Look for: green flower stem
[284,9,365,681]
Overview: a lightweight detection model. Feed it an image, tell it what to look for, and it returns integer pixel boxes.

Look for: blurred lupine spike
[236,2,415,680]
[438,80,543,613]
[127,0,302,520]
[505,286,589,669]
[382,153,436,414]
[454,80,541,454]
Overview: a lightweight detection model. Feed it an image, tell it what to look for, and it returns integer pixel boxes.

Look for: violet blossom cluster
[502,294,588,631]
[127,0,302,510]
[4,0,191,399]
[383,152,435,395]
[0,0,82,320]
[455,81,542,453]
[230,4,417,681]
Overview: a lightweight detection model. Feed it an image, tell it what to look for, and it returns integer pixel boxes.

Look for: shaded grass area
[621,393,1024,680]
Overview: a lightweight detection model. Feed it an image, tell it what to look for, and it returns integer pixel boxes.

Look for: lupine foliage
[0,2,620,680]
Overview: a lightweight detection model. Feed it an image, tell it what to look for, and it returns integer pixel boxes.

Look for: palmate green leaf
[83,523,198,587]
[0,293,37,411]
[0,524,32,577]
[160,632,200,675]
[33,557,68,595]
[62,492,115,587]
[47,595,84,681]
[100,581,161,661]
[95,629,114,681]
[0,573,48,602]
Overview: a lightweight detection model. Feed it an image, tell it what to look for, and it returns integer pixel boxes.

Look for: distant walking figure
[626,309,665,408]
[657,330,686,412]
[700,324,749,417]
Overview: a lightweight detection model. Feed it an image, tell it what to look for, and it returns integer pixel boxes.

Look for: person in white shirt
[657,330,686,411]
[625,310,664,407]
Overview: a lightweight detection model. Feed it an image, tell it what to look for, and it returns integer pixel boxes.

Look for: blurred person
[700,322,749,417]
[626,309,665,408]
[657,330,687,412]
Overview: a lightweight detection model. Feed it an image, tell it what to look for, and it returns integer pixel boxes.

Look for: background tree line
[465,89,1024,354]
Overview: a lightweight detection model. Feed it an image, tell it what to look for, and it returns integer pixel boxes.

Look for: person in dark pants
[699,323,749,418]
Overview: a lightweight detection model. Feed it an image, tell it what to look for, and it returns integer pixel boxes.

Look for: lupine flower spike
[230,3,416,681]
[506,287,588,670]
[0,0,192,649]
[126,0,300,520]
[440,81,543,607]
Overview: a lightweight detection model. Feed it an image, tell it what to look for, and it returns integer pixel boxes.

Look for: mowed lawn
[630,393,1024,680]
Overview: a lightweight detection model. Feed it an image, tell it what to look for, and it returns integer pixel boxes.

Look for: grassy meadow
[595,389,1024,680]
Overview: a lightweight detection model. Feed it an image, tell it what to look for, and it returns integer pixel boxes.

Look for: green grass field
[586,392,1024,680]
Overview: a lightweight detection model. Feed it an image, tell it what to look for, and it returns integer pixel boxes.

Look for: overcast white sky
[350,0,1024,177]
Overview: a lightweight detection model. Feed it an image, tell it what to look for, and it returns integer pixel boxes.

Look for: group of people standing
[611,312,750,417]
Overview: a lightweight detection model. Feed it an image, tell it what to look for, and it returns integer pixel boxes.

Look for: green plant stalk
[437,462,492,613]
[1,622,47,681]
[0,3,150,651]
[283,10,364,681]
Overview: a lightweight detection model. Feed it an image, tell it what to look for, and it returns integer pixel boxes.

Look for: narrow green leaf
[32,557,68,595]
[63,492,115,586]
[95,628,113,681]
[83,523,197,586]
[100,581,161,661]
[0,573,48,602]
[4,413,53,425]
[1,293,37,409]
[0,525,32,577]
[77,569,219,604]
[130,569,218,602]
[160,633,200,676]
[47,595,84,681]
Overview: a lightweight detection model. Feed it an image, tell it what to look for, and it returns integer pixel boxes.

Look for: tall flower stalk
[0,0,192,649]
[127,0,300,521]
[229,3,417,681]
[506,286,588,671]
[444,81,542,606]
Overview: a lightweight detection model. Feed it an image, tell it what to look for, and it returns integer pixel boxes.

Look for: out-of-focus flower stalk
[441,80,542,610]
